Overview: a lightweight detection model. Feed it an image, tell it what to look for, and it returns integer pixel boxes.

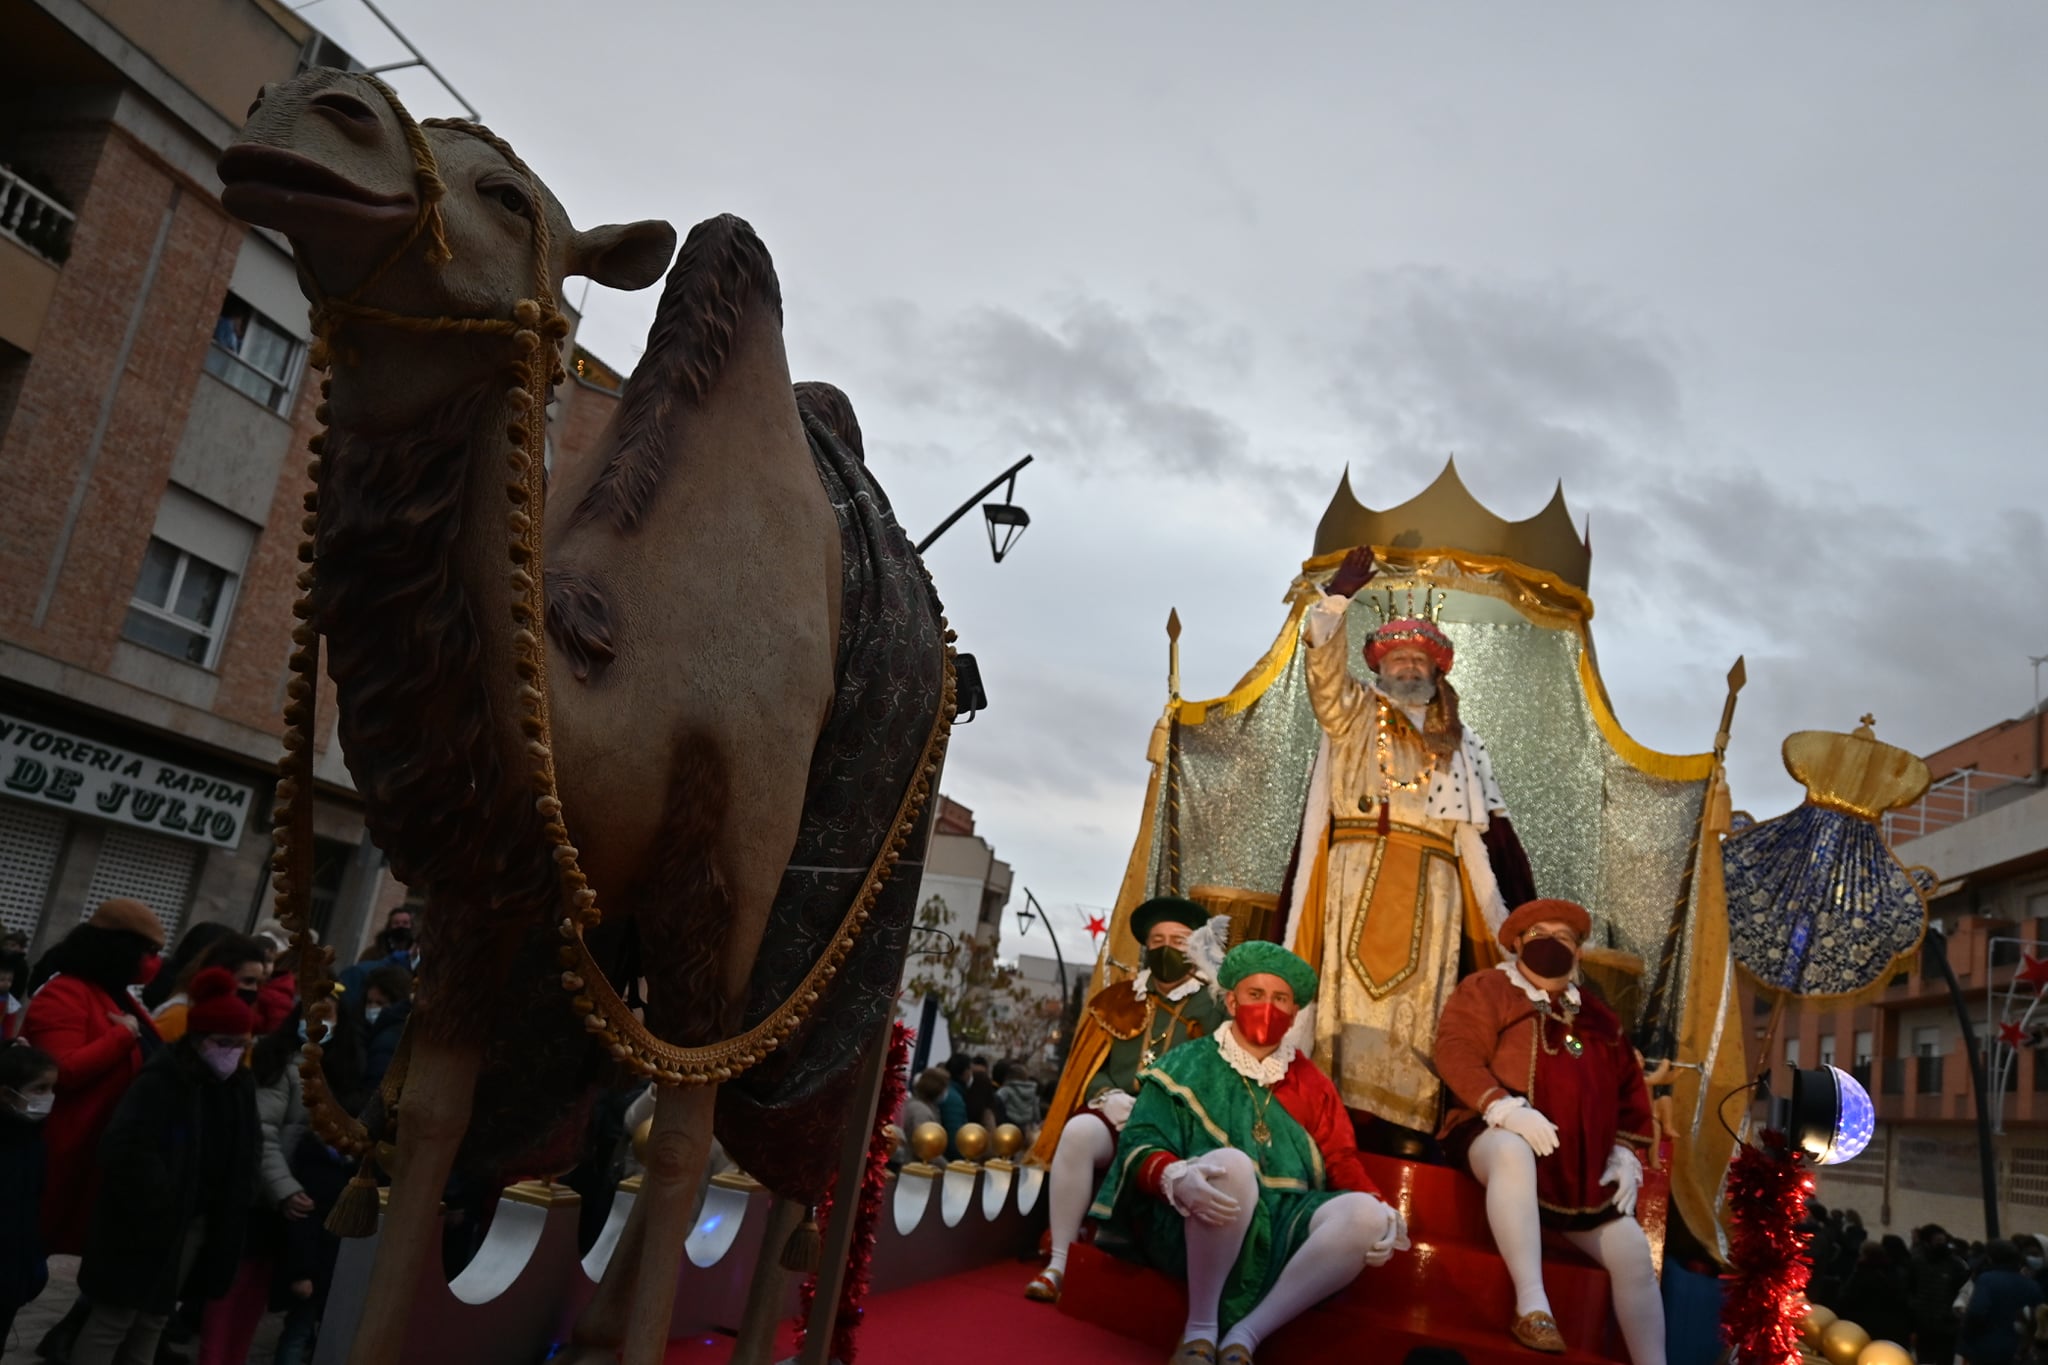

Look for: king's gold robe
[1289,593,1509,1131]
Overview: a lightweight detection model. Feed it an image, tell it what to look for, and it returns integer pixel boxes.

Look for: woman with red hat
[71,965,260,1365]
[1434,899,1663,1362]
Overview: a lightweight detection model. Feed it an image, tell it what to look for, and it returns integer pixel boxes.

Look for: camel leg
[730,1198,802,1365]
[619,1081,718,1365]
[563,1171,653,1361]
[347,1037,480,1365]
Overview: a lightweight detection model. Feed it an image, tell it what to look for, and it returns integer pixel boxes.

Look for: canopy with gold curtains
[1036,462,1752,1262]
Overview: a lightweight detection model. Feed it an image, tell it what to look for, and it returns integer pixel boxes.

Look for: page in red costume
[1272,1054,1381,1196]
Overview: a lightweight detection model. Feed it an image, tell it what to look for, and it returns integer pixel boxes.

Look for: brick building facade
[0,0,593,963]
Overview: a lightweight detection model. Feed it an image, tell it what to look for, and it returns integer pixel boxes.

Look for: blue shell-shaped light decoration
[1724,722,1932,1002]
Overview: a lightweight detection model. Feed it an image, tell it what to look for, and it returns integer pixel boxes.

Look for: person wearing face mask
[359,964,413,1089]
[1,1043,58,1349]
[152,933,270,1045]
[338,909,417,1000]
[1024,896,1228,1304]
[1089,941,1407,1364]
[1282,546,1537,1142]
[73,967,259,1365]
[19,898,164,1263]
[1434,899,1660,1360]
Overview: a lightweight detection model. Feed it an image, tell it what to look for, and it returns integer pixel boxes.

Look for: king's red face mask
[1234,1000,1296,1048]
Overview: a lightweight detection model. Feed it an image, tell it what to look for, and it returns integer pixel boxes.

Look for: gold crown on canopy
[1313,458,1592,591]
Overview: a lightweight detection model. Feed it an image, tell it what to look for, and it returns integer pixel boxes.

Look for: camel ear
[568,219,676,292]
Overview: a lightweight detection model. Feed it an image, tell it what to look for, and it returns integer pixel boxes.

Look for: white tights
[1046,1112,1117,1275]
[1467,1127,1666,1365]
[1178,1148,1390,1352]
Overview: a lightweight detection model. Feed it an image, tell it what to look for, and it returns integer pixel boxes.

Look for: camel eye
[487,183,530,217]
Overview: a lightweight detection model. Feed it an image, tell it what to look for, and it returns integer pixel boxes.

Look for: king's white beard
[1377,674,1436,707]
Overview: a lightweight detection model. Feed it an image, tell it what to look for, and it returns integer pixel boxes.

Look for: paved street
[3,1258,285,1365]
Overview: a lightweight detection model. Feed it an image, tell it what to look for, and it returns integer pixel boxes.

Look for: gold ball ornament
[953,1123,990,1162]
[992,1123,1026,1159]
[630,1117,652,1166]
[1818,1320,1871,1365]
[910,1122,948,1163]
[1856,1342,1913,1365]
[1800,1305,1838,1346]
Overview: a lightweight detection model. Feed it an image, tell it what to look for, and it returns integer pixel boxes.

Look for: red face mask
[1233,1000,1296,1048]
[133,953,162,987]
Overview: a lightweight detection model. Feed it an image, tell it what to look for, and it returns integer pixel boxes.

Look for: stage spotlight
[1780,1065,1876,1165]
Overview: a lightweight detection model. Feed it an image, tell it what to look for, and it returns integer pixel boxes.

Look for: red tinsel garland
[794,1021,914,1363]
[1721,1129,1814,1365]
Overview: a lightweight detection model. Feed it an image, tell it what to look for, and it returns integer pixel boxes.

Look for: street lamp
[917,454,1034,560]
[1012,887,1068,1004]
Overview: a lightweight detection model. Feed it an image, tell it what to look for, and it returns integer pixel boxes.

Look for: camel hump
[794,381,864,463]
[573,214,788,532]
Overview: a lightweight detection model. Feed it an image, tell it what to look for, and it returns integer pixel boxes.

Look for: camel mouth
[218,143,417,234]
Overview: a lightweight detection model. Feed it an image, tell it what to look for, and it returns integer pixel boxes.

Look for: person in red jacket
[1434,899,1661,1361]
[21,897,165,1255]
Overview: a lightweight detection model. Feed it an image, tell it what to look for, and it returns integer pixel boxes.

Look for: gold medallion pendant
[1563,1033,1585,1059]
[1252,1120,1272,1147]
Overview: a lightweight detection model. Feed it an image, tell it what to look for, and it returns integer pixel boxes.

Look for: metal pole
[1925,924,2000,1239]
[914,454,1033,554]
[1021,888,1068,1004]
[351,0,483,119]
[2029,654,2046,787]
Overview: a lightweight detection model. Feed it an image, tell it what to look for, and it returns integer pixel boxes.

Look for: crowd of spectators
[0,903,417,1364]
[1803,1200,2048,1365]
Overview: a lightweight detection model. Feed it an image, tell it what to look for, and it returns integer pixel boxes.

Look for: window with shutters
[81,826,200,942]
[0,803,67,939]
[202,293,303,415]
[120,488,256,670]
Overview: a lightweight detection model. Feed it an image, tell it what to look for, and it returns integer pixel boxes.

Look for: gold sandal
[1511,1310,1567,1353]
[1023,1265,1063,1302]
[1169,1341,1218,1365]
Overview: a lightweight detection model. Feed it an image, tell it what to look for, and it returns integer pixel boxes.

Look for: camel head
[219,69,674,416]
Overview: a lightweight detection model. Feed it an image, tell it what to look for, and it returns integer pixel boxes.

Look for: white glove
[1089,1089,1136,1130]
[1161,1155,1243,1227]
[1600,1143,1644,1218]
[1361,1196,1411,1267]
[1484,1096,1559,1157]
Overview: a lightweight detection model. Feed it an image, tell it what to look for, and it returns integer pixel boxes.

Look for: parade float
[214,59,1936,1365]
[1028,465,1935,1364]
[1028,462,1747,1363]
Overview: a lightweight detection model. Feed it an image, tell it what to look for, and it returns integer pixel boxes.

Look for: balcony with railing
[0,166,74,356]
[1886,766,2035,846]
[0,167,75,264]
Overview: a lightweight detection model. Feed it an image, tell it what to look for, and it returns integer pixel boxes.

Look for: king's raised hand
[1324,546,1377,599]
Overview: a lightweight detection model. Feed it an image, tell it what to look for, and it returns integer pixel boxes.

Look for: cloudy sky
[307,1,2048,969]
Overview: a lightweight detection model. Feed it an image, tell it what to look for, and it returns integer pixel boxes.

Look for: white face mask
[199,1042,244,1080]
[364,1005,383,1026]
[4,1088,53,1121]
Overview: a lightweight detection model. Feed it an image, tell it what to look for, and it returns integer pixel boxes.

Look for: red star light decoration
[2000,1021,2030,1050]
[1084,912,1108,942]
[2020,953,2048,991]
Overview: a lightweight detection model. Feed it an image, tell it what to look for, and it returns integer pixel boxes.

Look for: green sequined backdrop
[1147,587,1711,1027]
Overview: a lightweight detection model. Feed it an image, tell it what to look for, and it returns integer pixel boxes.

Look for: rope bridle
[269,78,952,1163]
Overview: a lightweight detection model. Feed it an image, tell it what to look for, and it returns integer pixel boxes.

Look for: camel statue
[218,69,952,1365]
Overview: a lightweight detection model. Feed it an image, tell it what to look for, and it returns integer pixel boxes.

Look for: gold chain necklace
[1376,702,1437,793]
[1237,1071,1277,1147]
[1537,996,1585,1059]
